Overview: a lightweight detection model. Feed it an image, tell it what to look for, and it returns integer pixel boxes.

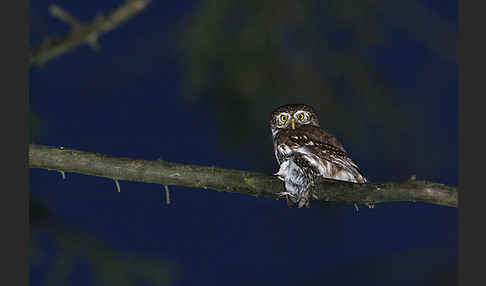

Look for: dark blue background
[29,1,457,285]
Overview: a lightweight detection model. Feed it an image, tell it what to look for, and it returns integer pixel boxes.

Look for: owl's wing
[295,125,348,152]
[279,126,367,183]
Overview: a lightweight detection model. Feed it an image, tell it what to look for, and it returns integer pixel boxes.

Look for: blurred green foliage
[30,200,177,286]
[178,0,456,173]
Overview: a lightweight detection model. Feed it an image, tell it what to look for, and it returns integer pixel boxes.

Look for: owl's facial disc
[270,105,320,138]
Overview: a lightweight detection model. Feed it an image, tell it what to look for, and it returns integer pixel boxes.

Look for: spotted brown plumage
[269,104,367,208]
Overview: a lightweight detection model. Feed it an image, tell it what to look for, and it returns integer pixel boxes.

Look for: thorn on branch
[164,185,171,205]
[114,180,121,192]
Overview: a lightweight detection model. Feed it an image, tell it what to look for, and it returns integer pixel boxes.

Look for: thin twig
[114,180,121,192]
[31,0,151,66]
[49,5,82,28]
[164,185,171,205]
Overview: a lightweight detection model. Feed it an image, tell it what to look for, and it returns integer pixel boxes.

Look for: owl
[269,104,367,208]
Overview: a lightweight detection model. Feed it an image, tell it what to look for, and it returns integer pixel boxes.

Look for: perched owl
[269,104,367,208]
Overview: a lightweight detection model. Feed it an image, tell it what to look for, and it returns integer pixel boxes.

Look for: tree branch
[29,144,457,208]
[30,0,151,66]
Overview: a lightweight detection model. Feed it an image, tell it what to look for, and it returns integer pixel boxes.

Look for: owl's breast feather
[277,144,293,157]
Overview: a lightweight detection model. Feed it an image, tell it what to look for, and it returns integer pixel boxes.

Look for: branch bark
[30,0,151,66]
[29,144,457,208]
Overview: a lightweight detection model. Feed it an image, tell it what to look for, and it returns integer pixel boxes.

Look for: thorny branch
[30,0,151,66]
[29,144,458,208]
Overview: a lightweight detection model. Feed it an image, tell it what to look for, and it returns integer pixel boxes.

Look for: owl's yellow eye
[280,114,288,122]
[298,113,305,120]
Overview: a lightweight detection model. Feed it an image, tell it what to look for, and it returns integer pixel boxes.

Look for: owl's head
[269,104,320,137]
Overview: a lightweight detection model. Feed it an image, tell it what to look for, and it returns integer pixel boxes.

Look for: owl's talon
[277,192,288,198]
[273,172,285,181]
[278,192,296,198]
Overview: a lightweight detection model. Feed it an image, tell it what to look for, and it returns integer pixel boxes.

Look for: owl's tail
[277,156,314,208]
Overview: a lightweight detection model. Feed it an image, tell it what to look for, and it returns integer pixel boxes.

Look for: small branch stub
[164,185,171,205]
[114,180,121,192]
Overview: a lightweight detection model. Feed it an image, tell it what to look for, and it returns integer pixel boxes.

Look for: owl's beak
[291,119,296,129]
